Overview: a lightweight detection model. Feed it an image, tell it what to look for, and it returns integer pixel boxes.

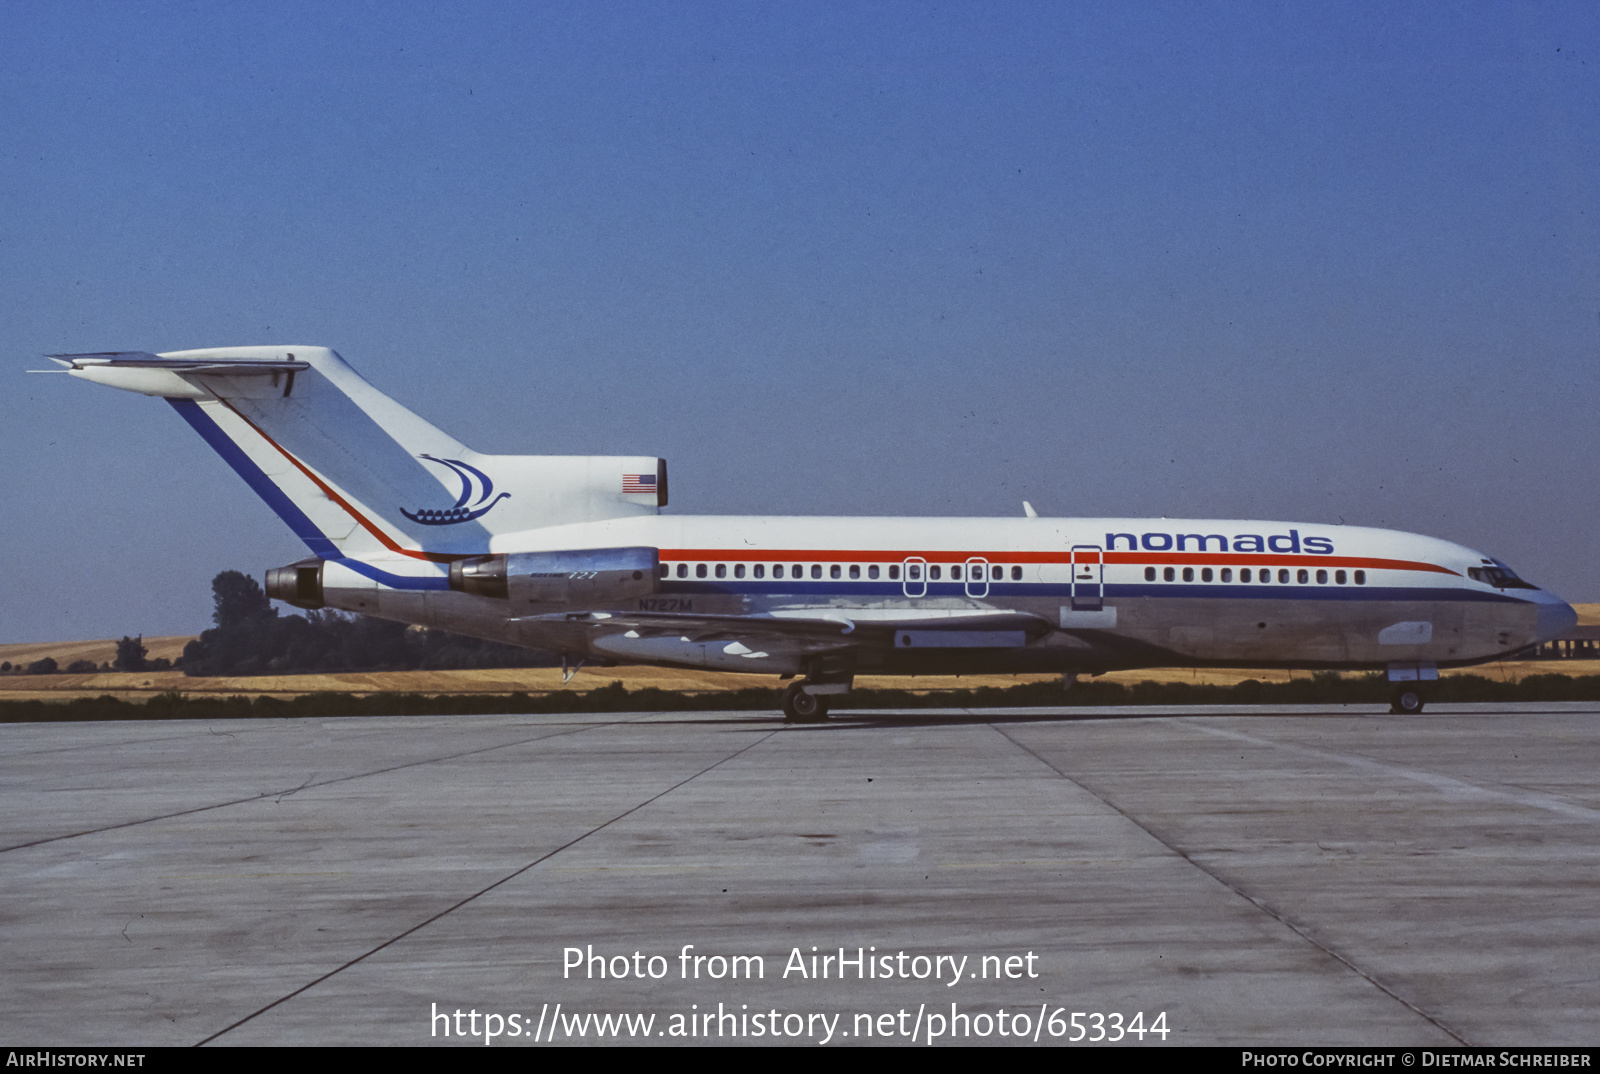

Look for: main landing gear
[782,681,829,722]
[1390,685,1426,715]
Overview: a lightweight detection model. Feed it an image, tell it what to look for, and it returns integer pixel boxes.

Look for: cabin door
[1070,545,1104,611]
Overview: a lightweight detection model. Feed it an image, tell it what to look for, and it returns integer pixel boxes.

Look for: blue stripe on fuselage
[656,581,1526,604]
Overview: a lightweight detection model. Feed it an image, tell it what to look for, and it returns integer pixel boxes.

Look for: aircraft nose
[1535,599,1578,645]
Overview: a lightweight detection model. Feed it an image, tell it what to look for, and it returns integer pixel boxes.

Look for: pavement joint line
[0,713,657,856]
[1170,719,1600,822]
[0,726,271,759]
[194,725,783,1046]
[984,718,1470,1046]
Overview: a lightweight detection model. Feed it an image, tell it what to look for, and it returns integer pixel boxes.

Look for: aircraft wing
[516,608,1053,648]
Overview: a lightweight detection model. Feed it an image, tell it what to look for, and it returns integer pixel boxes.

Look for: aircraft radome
[49,346,1576,720]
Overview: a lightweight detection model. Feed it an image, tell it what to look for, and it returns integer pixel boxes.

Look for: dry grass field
[4,604,1597,703]
[0,635,192,671]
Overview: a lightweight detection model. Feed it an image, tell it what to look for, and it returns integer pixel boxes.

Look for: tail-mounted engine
[265,558,326,609]
[449,546,660,605]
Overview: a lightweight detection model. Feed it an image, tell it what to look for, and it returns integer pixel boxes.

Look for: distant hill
[0,635,193,672]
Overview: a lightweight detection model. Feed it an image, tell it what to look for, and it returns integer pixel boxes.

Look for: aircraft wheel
[782,682,829,722]
[1390,686,1425,715]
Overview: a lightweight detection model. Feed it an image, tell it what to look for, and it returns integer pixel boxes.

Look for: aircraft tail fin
[58,347,666,563]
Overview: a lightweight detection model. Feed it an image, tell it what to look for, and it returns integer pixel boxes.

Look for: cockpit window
[1468,562,1539,590]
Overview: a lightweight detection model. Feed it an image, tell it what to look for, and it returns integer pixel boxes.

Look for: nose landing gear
[1390,685,1426,714]
[1387,662,1435,715]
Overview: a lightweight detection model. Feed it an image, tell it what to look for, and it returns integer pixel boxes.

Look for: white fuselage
[318,514,1574,677]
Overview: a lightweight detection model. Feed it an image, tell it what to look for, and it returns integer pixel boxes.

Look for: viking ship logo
[401,455,510,525]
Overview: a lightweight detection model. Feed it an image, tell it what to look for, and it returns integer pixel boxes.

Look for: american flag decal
[622,473,657,494]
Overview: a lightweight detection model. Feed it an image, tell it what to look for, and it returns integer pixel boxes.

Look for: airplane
[49,345,1577,720]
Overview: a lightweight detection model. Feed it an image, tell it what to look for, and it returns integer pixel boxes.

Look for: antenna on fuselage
[1022,501,1038,518]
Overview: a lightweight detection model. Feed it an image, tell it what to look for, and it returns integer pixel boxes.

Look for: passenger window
[1201,567,1213,583]
[811,565,821,579]
[1221,568,1232,583]
[930,565,942,580]
[716,564,727,579]
[1335,570,1346,585]
[1278,569,1289,583]
[952,565,962,580]
[830,564,841,579]
[1145,566,1156,581]
[1010,566,1021,581]
[1164,567,1175,582]
[892,565,902,580]
[1297,569,1308,584]
[992,565,1001,580]
[1182,567,1194,582]
[734,564,745,579]
[677,564,688,578]
[1354,570,1366,585]
[1241,568,1251,582]
[909,565,920,580]
[869,565,879,579]
[696,564,707,579]
[793,564,802,577]
[773,564,784,579]
[754,564,764,579]
[849,565,860,579]
[1316,569,1327,584]
[658,564,668,578]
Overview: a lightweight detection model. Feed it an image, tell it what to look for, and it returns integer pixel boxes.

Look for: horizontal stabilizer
[48,352,163,365]
[49,352,309,374]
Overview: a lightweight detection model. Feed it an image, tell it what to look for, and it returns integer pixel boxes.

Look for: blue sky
[4,2,1598,642]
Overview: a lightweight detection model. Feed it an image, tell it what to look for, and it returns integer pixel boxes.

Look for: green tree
[184,571,280,675]
[211,570,275,628]
[184,568,557,677]
[114,635,148,672]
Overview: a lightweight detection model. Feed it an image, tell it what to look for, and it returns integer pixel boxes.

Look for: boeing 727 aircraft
[52,346,1577,719]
